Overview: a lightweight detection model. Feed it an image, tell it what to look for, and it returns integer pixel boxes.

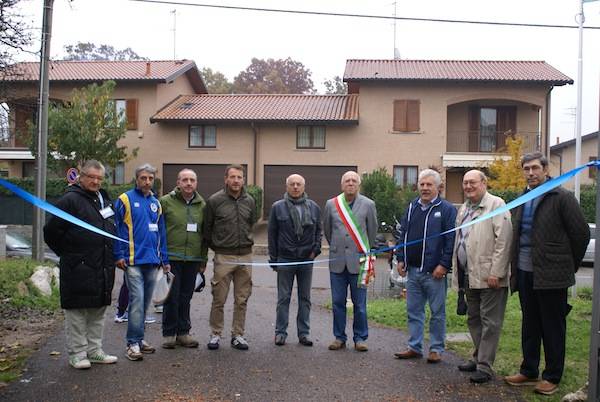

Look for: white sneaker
[69,355,91,369]
[126,343,143,361]
[88,350,118,364]
[207,334,220,350]
[144,315,157,324]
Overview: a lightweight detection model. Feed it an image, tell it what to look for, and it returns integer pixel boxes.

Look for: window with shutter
[393,100,420,132]
[125,99,138,130]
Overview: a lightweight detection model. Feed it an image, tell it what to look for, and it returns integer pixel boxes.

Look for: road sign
[66,168,78,184]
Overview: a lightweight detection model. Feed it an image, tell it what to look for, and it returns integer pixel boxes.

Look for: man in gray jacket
[323,171,377,352]
[203,164,257,351]
[452,170,512,384]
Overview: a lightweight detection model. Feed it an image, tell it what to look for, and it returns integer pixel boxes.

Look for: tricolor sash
[333,193,376,287]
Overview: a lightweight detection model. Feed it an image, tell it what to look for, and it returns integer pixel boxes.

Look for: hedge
[246,185,263,220]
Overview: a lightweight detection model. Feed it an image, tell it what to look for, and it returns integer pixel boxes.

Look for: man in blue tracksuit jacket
[394,168,456,363]
[114,163,170,361]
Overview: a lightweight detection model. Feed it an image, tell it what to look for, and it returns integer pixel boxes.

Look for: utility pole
[574,0,584,202]
[32,0,53,261]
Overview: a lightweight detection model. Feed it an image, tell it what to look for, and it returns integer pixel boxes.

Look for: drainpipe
[544,87,552,156]
[251,122,258,185]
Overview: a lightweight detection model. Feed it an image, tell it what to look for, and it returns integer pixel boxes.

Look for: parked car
[583,223,595,266]
[5,231,59,264]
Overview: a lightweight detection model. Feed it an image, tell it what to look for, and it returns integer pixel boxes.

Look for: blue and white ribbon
[1,160,598,267]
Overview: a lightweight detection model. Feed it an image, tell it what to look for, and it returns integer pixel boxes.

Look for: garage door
[263,165,357,218]
[162,164,247,201]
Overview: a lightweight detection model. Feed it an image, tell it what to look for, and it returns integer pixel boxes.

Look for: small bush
[246,185,263,220]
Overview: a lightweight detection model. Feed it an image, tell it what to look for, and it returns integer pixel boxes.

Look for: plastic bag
[194,272,205,293]
[152,270,174,304]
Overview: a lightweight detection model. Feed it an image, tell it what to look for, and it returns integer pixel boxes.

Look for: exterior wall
[155,74,196,109]
[354,82,549,186]
[146,122,256,188]
[550,138,598,190]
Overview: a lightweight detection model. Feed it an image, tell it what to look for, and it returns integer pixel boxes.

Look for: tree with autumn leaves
[487,136,527,191]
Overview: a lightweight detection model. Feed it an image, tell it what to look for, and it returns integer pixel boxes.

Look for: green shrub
[361,167,405,227]
[246,185,263,220]
[580,184,596,223]
[488,188,521,204]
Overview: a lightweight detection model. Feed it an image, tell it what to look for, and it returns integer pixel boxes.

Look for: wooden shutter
[125,99,138,130]
[496,106,517,150]
[406,100,420,132]
[393,100,407,132]
[468,106,479,152]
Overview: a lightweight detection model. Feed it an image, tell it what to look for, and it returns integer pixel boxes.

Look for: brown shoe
[328,339,346,350]
[504,373,539,386]
[354,341,368,352]
[176,334,199,348]
[534,380,559,395]
[426,351,442,363]
[394,349,422,359]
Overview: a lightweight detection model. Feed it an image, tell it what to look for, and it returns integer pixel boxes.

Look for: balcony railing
[446,130,541,154]
[0,129,30,149]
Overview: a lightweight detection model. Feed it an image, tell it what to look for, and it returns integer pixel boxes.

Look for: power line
[129,0,600,30]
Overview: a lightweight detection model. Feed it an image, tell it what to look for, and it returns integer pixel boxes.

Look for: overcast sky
[17,0,600,143]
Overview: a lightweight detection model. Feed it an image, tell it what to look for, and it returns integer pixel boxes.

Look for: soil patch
[0,301,61,388]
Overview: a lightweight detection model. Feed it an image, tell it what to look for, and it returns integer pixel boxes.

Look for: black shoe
[299,336,313,347]
[274,334,286,346]
[458,361,477,372]
[470,370,492,384]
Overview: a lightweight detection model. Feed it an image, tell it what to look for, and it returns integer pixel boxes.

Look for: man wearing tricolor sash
[323,171,377,352]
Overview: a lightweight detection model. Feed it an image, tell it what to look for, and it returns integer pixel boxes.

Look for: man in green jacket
[160,168,208,349]
[204,164,257,351]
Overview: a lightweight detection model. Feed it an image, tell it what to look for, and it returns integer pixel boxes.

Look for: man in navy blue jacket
[268,174,322,347]
[394,168,456,363]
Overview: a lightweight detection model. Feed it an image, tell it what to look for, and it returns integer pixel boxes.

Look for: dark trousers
[517,269,568,384]
[117,280,129,315]
[162,261,199,337]
[275,263,313,338]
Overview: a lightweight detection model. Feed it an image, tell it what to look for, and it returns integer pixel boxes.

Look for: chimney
[556,136,560,145]
[145,62,151,76]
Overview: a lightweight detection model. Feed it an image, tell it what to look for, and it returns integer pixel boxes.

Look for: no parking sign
[66,168,78,184]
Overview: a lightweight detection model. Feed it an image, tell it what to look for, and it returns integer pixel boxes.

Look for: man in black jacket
[268,174,322,347]
[44,160,118,369]
[505,152,589,396]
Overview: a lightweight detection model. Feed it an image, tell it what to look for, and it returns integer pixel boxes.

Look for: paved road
[2,256,522,402]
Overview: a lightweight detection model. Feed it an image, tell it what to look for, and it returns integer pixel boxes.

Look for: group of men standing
[44,163,257,365]
[43,152,590,397]
[392,152,589,397]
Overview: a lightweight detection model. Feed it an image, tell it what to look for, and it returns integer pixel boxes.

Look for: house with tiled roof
[1,58,572,216]
[550,131,599,189]
[0,59,206,180]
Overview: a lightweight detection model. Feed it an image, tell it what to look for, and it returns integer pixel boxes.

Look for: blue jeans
[330,268,368,343]
[275,262,313,338]
[124,264,158,346]
[406,267,447,355]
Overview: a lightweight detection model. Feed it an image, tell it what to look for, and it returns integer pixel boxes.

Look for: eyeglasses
[81,173,104,182]
[462,180,482,186]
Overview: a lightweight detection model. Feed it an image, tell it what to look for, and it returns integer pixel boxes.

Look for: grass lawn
[0,258,60,383]
[367,289,592,402]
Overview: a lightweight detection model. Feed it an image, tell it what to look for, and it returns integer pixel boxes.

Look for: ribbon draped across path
[1,160,598,267]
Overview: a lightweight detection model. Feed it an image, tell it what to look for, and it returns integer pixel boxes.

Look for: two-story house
[0,59,206,180]
[1,58,572,216]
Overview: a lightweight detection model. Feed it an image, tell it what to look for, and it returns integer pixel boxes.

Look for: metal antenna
[171,9,177,60]
[393,2,400,59]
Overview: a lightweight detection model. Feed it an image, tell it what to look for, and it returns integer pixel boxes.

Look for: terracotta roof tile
[151,94,359,123]
[344,60,573,85]
[4,59,193,80]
